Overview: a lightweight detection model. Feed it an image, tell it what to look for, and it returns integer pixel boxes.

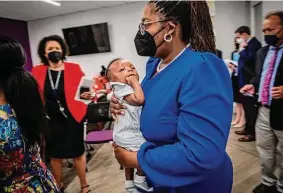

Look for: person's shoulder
[252,36,261,43]
[250,37,262,47]
[64,62,80,68]
[64,62,82,72]
[184,50,231,89]
[202,51,226,68]
[187,50,223,69]
[183,50,229,79]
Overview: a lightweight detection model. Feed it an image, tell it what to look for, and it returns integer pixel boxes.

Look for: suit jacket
[238,37,262,87]
[251,46,283,130]
[32,62,87,123]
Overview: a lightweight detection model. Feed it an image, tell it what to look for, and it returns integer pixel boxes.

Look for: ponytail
[188,1,216,53]
[3,68,47,149]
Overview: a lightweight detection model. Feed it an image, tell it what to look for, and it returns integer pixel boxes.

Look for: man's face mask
[236,38,244,44]
[264,28,283,46]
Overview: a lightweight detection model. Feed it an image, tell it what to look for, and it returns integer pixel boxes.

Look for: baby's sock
[125,180,139,193]
[134,174,153,192]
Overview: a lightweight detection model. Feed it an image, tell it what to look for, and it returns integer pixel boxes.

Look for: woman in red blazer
[32,35,91,193]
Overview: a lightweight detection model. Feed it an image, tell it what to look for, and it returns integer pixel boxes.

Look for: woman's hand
[110,97,126,120]
[240,84,255,95]
[227,63,235,71]
[112,143,140,169]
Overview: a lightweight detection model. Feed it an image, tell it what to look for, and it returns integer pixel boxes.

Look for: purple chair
[83,121,113,172]
[83,121,113,158]
[85,129,113,144]
[83,121,124,170]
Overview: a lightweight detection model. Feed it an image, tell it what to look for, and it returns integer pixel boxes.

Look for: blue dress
[137,48,233,193]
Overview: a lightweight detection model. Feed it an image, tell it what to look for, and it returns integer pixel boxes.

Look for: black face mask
[48,51,62,63]
[264,29,282,46]
[235,43,240,50]
[134,27,165,57]
[264,35,280,46]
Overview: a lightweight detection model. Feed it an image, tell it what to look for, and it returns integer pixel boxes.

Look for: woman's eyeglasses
[139,19,170,35]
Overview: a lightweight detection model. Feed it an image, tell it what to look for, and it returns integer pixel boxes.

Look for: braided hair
[0,35,47,149]
[149,0,216,53]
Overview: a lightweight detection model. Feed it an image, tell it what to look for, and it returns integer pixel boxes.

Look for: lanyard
[48,69,68,118]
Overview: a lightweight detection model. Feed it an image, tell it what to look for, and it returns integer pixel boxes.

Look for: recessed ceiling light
[41,0,61,7]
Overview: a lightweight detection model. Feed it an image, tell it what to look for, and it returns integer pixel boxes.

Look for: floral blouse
[0,104,60,193]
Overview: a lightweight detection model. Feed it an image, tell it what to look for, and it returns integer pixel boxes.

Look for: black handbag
[85,102,113,123]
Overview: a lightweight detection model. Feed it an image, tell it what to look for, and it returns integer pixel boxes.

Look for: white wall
[214,1,250,59]
[28,2,148,79]
[28,1,251,78]
[262,1,283,16]
[250,1,283,44]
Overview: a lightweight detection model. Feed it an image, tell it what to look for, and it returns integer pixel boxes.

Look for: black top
[45,70,70,121]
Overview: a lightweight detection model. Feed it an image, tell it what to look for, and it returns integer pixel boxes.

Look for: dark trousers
[242,95,258,136]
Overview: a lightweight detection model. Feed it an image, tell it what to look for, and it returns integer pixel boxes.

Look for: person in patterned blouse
[0,35,60,192]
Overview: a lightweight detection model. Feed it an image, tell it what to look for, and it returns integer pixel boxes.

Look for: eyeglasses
[139,19,170,35]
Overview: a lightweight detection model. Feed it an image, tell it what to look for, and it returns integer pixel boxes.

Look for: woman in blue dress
[111,1,233,193]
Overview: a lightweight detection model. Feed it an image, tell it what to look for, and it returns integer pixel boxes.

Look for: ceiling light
[41,0,61,6]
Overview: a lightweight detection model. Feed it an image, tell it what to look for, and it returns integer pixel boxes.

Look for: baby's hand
[126,75,139,85]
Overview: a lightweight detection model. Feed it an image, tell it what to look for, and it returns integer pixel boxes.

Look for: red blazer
[32,62,87,123]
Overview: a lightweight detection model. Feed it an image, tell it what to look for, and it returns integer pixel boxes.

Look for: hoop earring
[164,34,172,42]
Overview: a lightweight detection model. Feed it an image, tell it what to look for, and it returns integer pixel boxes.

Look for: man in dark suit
[234,26,262,142]
[241,11,283,193]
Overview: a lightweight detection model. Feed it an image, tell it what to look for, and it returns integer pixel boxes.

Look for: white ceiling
[0,1,132,21]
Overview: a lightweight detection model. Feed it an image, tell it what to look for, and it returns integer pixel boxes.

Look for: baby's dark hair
[100,65,107,76]
[106,57,123,81]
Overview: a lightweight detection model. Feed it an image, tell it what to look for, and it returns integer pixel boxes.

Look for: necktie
[261,48,279,105]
